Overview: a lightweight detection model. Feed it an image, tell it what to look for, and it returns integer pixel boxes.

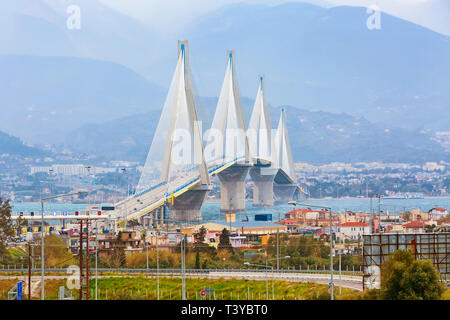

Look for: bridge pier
[168,184,210,222]
[249,164,277,207]
[149,207,165,227]
[217,163,251,213]
[273,184,298,203]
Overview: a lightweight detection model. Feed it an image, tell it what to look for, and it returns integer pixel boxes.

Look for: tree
[0,198,14,260]
[401,211,411,221]
[35,235,75,268]
[194,226,207,243]
[424,224,436,233]
[195,250,200,269]
[218,228,233,253]
[381,250,443,300]
[110,232,126,267]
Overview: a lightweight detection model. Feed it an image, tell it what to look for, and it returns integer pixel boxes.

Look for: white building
[337,222,370,241]
[30,164,116,176]
[428,207,448,220]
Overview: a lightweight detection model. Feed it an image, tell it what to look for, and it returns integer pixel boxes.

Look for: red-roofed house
[403,221,427,233]
[337,222,370,241]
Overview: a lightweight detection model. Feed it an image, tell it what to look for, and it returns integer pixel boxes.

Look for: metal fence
[363,233,450,289]
[0,267,362,276]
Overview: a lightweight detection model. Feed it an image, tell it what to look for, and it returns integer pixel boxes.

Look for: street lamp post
[95,219,98,300]
[376,194,382,233]
[277,211,280,271]
[180,231,186,300]
[339,249,342,296]
[244,256,290,300]
[289,201,334,300]
[40,191,87,300]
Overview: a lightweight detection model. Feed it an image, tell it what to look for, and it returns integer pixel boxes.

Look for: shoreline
[10,195,450,206]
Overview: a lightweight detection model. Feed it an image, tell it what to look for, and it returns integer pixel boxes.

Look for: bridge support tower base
[168,184,210,222]
[249,166,277,207]
[273,184,298,203]
[217,163,251,213]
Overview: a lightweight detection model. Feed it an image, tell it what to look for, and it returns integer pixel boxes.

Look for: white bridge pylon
[274,108,296,183]
[112,42,300,222]
[205,51,249,167]
[248,75,275,165]
[207,51,251,213]
[273,107,300,202]
[113,41,210,222]
[247,75,278,207]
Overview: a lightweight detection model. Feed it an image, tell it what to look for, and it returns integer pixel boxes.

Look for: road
[0,270,363,291]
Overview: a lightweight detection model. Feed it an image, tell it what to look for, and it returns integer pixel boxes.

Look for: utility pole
[376,194,382,233]
[40,200,45,300]
[288,201,333,299]
[26,243,39,300]
[265,260,269,299]
[146,241,149,271]
[181,232,186,300]
[329,208,334,300]
[86,220,89,300]
[339,250,342,295]
[95,219,98,300]
[40,191,88,300]
[276,212,280,271]
[156,229,160,300]
[28,244,32,300]
[79,219,83,300]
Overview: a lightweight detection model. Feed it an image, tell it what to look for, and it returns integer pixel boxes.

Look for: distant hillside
[179,3,450,131]
[0,55,165,144]
[64,102,449,164]
[0,131,46,156]
[0,1,448,132]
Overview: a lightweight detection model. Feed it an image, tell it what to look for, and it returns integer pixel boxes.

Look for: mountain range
[0,55,164,143]
[0,130,47,157]
[0,1,449,164]
[64,101,449,165]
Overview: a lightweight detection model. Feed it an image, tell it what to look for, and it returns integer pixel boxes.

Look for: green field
[1,277,448,300]
[88,276,350,300]
[0,277,357,300]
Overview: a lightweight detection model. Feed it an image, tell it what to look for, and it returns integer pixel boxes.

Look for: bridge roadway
[0,268,363,291]
[113,157,245,222]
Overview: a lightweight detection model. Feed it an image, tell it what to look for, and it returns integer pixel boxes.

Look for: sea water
[11,197,450,223]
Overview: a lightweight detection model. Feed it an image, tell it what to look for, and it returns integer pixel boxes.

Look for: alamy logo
[66,265,80,289]
[366,5,381,30]
[67,5,81,30]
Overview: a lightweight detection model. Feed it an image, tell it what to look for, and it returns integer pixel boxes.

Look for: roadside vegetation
[356,250,446,300]
[0,277,354,300]
[97,228,362,272]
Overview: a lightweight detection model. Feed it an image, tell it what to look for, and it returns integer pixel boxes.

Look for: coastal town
[8,204,449,267]
[1,159,449,203]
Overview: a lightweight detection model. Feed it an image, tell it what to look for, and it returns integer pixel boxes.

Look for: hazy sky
[99,0,450,36]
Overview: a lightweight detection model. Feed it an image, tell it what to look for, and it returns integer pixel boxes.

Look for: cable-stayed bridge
[110,41,301,225]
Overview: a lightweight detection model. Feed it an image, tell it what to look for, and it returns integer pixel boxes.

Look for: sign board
[225,213,236,223]
[205,287,212,295]
[201,290,206,297]
[255,214,272,221]
[17,281,22,300]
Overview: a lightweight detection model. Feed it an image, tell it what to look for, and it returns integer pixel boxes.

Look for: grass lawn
[88,276,356,300]
[1,277,448,300]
